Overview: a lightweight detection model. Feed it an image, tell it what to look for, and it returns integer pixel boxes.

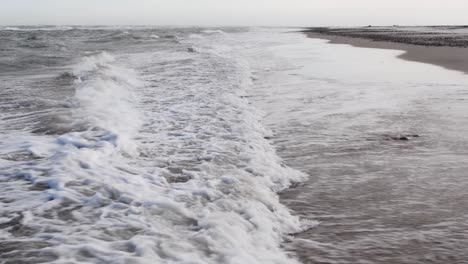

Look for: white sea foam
[0,28,309,263]
[71,52,143,154]
[202,29,226,35]
[0,26,74,31]
[2,26,21,31]
[189,34,204,39]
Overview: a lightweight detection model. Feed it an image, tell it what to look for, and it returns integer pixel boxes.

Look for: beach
[305,26,468,74]
[248,29,468,263]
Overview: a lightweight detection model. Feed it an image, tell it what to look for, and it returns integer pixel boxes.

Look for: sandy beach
[305,26,468,74]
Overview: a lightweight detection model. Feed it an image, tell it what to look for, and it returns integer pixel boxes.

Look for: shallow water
[247,37,468,263]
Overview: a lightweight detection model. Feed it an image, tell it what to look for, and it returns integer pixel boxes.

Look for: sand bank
[305,27,468,74]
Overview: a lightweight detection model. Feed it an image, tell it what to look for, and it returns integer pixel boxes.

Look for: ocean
[1,26,468,264]
[0,26,310,264]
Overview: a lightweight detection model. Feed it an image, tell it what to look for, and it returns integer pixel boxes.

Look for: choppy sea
[1,26,468,264]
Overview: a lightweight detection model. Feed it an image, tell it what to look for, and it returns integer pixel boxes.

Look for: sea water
[2,26,468,264]
[0,26,308,264]
[246,33,468,263]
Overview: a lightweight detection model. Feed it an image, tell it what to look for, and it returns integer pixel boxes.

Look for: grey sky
[1,0,467,26]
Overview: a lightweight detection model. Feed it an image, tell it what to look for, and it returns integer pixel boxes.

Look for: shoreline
[305,30,468,75]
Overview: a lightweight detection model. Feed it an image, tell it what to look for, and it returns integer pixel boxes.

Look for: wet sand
[304,27,468,74]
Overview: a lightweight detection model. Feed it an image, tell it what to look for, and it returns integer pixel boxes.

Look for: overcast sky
[1,0,468,26]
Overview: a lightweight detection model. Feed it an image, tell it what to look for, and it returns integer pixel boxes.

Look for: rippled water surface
[247,38,468,263]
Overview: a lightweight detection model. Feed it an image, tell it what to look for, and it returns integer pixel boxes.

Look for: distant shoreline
[304,27,468,74]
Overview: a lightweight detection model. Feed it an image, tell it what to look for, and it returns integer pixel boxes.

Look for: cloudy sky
[1,0,467,26]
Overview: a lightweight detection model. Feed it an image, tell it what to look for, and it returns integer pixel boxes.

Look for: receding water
[248,37,468,264]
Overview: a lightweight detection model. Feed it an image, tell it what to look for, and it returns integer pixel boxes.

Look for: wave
[1,52,145,262]
[0,26,74,31]
[202,29,226,35]
[0,30,309,264]
[70,52,143,154]
[189,34,204,39]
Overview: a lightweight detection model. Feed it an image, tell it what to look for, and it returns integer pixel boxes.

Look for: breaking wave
[0,28,307,264]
